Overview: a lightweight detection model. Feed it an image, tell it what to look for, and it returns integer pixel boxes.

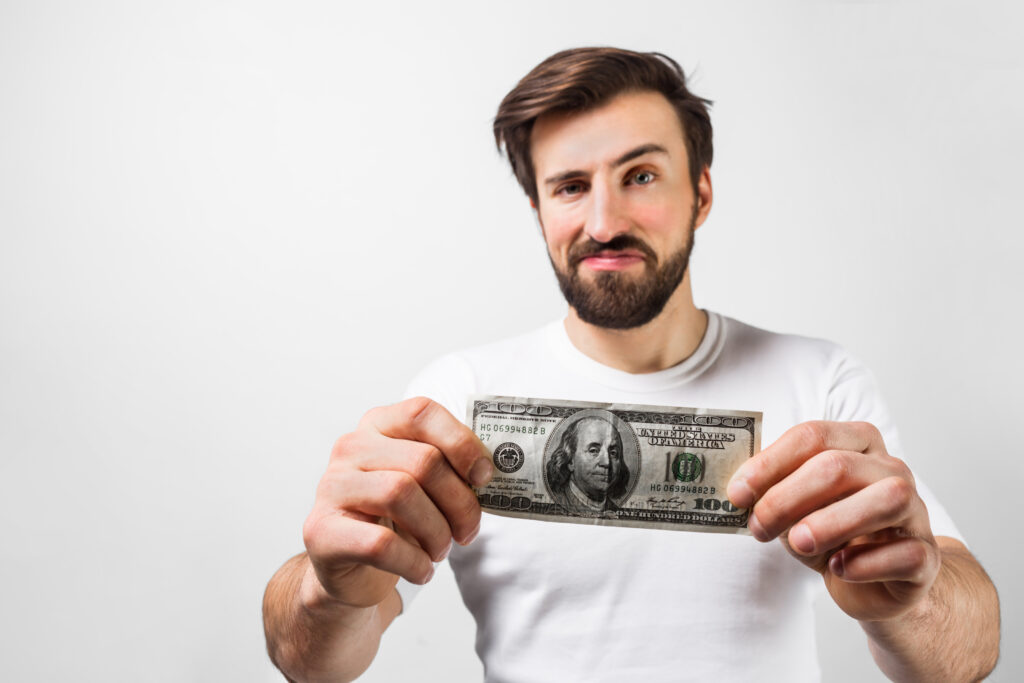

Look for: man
[263,48,1000,681]
[544,412,629,515]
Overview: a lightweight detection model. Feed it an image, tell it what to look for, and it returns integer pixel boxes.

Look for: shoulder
[712,313,876,420]
[453,322,558,372]
[403,322,557,418]
[714,314,859,383]
[719,314,849,366]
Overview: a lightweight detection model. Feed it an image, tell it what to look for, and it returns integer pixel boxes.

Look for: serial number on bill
[478,423,547,435]
[651,484,717,495]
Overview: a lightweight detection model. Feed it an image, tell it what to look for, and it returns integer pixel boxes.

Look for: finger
[728,421,883,509]
[329,427,482,545]
[362,397,494,487]
[320,469,454,562]
[829,537,938,586]
[748,448,898,541]
[783,476,927,556]
[304,513,435,585]
[362,438,483,545]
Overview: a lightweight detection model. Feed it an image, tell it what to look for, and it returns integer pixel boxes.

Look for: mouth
[577,249,647,272]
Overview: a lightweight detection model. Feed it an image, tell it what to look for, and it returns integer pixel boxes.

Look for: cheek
[632,201,682,234]
[539,206,582,251]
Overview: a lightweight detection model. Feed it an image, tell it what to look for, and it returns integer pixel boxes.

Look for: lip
[578,250,646,272]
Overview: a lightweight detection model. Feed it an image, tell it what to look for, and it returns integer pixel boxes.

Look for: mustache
[567,235,657,268]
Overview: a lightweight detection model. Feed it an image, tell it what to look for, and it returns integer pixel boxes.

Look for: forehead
[530,90,688,175]
[577,419,618,444]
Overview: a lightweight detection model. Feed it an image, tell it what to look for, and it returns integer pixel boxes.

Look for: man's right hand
[301,397,494,610]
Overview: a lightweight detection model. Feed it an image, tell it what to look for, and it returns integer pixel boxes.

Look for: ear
[693,167,713,230]
[529,197,537,209]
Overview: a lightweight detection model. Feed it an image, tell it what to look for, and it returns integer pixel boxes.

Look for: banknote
[468,395,762,534]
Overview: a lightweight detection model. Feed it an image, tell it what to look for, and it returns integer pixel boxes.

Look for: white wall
[1,1,1020,681]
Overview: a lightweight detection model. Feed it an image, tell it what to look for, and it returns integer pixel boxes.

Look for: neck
[563,273,707,374]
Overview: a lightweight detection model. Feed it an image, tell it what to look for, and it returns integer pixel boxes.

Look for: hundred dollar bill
[468,395,761,534]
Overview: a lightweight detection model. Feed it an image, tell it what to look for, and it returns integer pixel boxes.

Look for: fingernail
[727,478,755,509]
[469,458,494,487]
[790,524,815,554]
[829,551,845,577]
[438,538,453,561]
[421,565,435,584]
[460,522,480,546]
[748,513,769,542]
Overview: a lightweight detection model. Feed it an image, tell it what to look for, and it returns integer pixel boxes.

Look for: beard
[550,218,695,331]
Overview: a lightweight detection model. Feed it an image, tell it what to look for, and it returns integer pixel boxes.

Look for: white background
[1,1,1021,681]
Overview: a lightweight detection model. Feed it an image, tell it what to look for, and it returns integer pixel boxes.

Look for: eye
[556,181,587,197]
[628,170,656,186]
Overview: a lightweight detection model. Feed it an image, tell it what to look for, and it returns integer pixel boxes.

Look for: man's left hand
[727,421,941,622]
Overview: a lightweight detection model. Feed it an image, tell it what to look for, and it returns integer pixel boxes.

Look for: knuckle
[382,472,419,509]
[450,427,480,455]
[887,456,915,483]
[883,476,915,510]
[903,541,931,582]
[313,474,337,503]
[330,431,363,461]
[821,450,853,486]
[746,449,774,485]
[360,524,397,560]
[399,396,436,426]
[796,421,829,453]
[852,421,880,441]
[411,445,446,482]
[301,514,328,557]
[754,493,784,532]
[453,489,482,527]
[358,404,385,429]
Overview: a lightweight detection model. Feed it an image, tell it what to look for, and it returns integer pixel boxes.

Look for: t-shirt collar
[545,310,725,393]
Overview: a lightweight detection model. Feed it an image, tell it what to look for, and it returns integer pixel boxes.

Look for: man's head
[493,48,714,330]
[548,415,629,503]
[494,47,713,205]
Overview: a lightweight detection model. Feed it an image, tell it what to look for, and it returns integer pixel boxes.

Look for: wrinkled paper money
[468,395,761,534]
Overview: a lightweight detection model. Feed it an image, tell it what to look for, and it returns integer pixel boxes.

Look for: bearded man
[263,47,1000,682]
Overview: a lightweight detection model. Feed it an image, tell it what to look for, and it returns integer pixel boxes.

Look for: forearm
[861,539,1000,682]
[263,553,394,683]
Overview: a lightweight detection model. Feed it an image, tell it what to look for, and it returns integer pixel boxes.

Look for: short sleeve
[401,353,477,420]
[825,350,964,544]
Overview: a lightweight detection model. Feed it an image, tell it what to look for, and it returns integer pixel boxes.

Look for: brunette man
[264,47,999,682]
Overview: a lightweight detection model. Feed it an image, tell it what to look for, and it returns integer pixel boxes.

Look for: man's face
[570,419,623,501]
[530,90,712,329]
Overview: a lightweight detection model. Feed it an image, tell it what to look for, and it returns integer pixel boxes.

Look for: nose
[584,178,630,244]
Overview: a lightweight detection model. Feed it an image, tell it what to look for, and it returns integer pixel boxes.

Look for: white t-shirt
[397,312,962,683]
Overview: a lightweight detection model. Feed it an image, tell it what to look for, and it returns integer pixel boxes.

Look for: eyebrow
[542,143,669,187]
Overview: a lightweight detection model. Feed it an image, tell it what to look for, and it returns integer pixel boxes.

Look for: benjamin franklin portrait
[543,409,640,516]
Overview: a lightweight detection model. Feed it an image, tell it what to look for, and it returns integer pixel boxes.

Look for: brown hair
[493,47,713,205]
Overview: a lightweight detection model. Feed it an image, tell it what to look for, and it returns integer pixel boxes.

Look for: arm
[263,553,402,683]
[728,422,1000,681]
[861,536,999,682]
[262,398,493,683]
